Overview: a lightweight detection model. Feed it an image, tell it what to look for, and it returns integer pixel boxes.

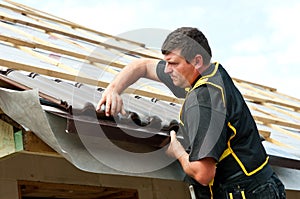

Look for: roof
[1,0,300,177]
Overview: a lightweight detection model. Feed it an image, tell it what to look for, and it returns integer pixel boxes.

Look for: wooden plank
[0,58,107,86]
[18,180,138,199]
[24,13,143,64]
[2,0,146,47]
[274,90,300,104]
[0,37,170,101]
[0,35,125,69]
[0,113,22,130]
[264,103,300,121]
[22,131,57,154]
[237,81,277,99]
[0,119,15,158]
[0,14,160,59]
[249,104,300,130]
[267,124,300,140]
[244,94,300,111]
[2,29,166,101]
[0,24,166,98]
[253,115,300,130]
[258,129,271,139]
[0,16,55,47]
[265,137,295,149]
[17,46,79,75]
[233,77,276,92]
[0,14,149,70]
[238,81,300,111]
[0,19,133,79]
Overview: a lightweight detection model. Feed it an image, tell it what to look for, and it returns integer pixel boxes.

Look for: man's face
[164,49,197,88]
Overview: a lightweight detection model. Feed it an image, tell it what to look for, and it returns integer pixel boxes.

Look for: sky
[10,0,300,99]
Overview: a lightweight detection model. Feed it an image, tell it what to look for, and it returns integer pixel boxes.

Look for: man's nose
[164,64,172,74]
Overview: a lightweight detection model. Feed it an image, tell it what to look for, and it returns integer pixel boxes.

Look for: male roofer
[96,27,286,198]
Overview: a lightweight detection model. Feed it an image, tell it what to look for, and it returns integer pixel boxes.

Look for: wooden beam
[274,90,300,105]
[18,180,138,199]
[22,131,57,154]
[267,124,300,140]
[264,103,300,121]
[249,104,300,130]
[244,94,300,111]
[233,77,276,92]
[0,34,126,69]
[2,0,146,47]
[0,119,15,158]
[17,46,79,75]
[253,114,300,130]
[0,14,160,59]
[258,129,271,139]
[0,113,23,130]
[265,137,295,149]
[238,81,300,112]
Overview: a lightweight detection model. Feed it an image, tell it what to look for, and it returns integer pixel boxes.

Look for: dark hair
[161,27,212,65]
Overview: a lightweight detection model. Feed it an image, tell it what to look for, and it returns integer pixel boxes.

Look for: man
[96,27,286,198]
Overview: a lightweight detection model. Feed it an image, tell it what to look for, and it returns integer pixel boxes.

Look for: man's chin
[173,82,185,88]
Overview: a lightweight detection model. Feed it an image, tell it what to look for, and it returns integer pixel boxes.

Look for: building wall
[0,152,191,199]
[286,190,300,199]
[1,153,299,198]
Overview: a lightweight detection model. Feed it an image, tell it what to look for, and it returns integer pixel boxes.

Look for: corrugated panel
[2,69,180,133]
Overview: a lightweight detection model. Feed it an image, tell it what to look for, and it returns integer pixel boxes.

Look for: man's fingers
[96,97,105,111]
[121,106,126,115]
[110,97,117,116]
[170,130,176,141]
[105,96,111,116]
[97,91,125,117]
[116,96,126,115]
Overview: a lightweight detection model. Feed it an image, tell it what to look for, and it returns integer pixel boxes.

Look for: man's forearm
[178,154,216,186]
[109,58,159,94]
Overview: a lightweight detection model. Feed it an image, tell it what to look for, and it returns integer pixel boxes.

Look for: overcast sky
[11,0,300,99]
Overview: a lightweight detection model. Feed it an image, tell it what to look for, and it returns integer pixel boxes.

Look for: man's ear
[194,55,203,69]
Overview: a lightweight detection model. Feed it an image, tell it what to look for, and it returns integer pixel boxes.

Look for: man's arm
[167,131,216,186]
[96,58,161,116]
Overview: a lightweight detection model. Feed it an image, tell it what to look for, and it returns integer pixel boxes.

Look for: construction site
[0,0,300,198]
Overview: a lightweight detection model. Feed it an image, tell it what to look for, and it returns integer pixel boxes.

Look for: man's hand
[166,130,187,159]
[96,87,126,117]
[166,130,216,185]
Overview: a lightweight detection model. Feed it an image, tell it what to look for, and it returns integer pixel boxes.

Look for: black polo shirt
[156,60,268,184]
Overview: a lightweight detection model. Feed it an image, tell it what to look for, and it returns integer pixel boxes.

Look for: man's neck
[198,63,211,74]
[188,63,212,88]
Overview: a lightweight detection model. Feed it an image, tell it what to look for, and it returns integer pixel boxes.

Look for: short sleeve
[183,86,227,162]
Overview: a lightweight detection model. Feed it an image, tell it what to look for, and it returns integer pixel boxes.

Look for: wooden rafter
[267,124,300,140]
[0,34,126,69]
[18,180,139,199]
[233,77,276,92]
[0,14,161,59]
[244,94,300,111]
[253,114,300,130]
[264,103,300,121]
[237,81,300,111]
[2,0,146,47]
